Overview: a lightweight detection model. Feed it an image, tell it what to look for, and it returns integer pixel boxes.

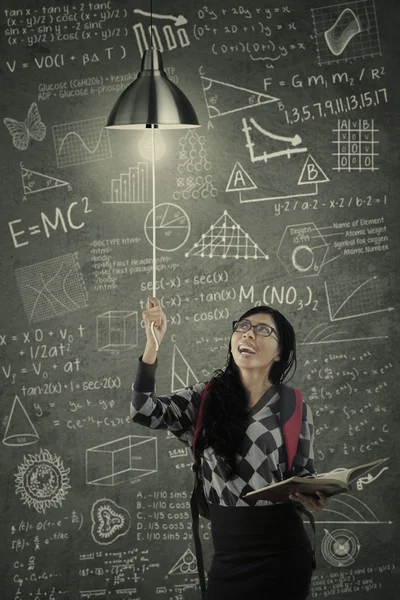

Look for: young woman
[131,297,329,600]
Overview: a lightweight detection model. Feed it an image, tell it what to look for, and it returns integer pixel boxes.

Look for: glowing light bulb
[138,130,166,161]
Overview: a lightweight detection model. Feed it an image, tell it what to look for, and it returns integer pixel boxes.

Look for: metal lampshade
[106,48,200,129]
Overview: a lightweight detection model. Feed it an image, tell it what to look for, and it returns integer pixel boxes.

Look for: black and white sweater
[131,356,317,507]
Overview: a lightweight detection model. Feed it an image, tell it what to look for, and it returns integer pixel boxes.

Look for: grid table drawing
[312,0,381,66]
[15,253,88,322]
[332,119,378,172]
[53,116,112,168]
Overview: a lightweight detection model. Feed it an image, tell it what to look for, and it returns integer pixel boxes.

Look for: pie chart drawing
[144,203,191,252]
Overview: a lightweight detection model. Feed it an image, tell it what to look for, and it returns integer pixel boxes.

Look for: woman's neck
[240,371,272,406]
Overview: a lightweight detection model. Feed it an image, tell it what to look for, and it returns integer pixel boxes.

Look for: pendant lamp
[106,48,200,130]
[106,1,200,351]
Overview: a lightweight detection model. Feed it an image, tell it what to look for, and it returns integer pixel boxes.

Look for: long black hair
[196,305,297,479]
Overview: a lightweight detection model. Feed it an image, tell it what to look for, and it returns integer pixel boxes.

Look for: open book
[243,457,389,503]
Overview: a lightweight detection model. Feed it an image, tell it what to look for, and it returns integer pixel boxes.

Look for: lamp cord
[149,0,158,349]
[150,124,159,351]
[150,0,153,49]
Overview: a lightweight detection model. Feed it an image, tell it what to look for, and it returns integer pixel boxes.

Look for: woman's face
[231,312,280,373]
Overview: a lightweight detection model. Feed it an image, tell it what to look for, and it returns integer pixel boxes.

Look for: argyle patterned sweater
[131,356,317,507]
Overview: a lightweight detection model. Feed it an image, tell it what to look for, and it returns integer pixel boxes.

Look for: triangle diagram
[298,155,330,185]
[3,395,39,446]
[168,547,198,575]
[226,162,257,192]
[171,345,198,392]
[21,164,70,196]
[201,76,279,118]
[185,210,269,260]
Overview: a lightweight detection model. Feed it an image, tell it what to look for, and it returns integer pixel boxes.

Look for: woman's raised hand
[142,296,167,348]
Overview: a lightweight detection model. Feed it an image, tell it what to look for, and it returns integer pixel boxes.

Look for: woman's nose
[243,331,255,339]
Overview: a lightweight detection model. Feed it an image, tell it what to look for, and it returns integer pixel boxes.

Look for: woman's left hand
[289,491,330,513]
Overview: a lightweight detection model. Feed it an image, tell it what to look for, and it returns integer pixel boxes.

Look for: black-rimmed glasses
[232,319,278,339]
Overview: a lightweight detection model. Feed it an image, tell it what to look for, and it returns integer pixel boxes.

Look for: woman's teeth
[239,347,256,355]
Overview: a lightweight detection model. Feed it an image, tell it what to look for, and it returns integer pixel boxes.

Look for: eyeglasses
[232,319,278,339]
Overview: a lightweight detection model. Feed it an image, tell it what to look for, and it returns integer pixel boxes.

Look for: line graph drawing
[171,345,198,391]
[20,162,71,201]
[227,154,329,204]
[15,253,88,323]
[313,491,392,525]
[325,276,394,322]
[333,119,379,172]
[185,210,269,260]
[242,117,308,163]
[299,321,388,345]
[53,117,112,168]
[312,0,381,66]
[201,73,279,118]
[144,203,191,252]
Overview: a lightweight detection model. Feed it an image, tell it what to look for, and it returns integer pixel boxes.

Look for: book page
[315,457,389,485]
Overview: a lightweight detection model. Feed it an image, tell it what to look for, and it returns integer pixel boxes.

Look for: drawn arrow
[133,9,187,26]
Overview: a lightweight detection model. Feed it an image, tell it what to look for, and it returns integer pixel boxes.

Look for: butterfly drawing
[3,102,46,151]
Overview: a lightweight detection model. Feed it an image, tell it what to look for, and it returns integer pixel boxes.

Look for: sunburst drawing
[15,448,71,513]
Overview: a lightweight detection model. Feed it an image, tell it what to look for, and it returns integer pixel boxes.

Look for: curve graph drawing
[15,253,88,322]
[53,117,112,168]
[312,0,381,66]
[324,9,362,56]
[325,276,393,322]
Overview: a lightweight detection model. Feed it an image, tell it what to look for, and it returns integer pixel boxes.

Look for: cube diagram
[86,435,157,485]
[97,310,138,351]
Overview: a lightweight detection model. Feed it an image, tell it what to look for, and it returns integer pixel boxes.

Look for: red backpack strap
[193,381,213,461]
[280,384,303,472]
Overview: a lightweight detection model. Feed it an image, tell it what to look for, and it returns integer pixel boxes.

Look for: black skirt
[206,503,314,600]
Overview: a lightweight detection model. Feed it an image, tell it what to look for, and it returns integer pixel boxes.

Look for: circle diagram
[321,528,361,567]
[145,203,191,252]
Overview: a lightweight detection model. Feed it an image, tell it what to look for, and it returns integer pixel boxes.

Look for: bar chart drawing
[105,162,150,204]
